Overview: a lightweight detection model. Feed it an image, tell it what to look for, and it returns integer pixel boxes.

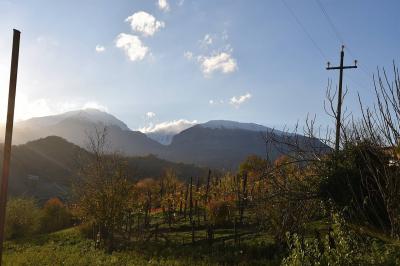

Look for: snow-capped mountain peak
[200,120,271,132]
[144,119,279,145]
[17,108,130,131]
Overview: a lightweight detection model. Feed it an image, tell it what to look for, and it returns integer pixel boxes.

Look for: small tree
[135,178,159,228]
[75,127,134,252]
[159,169,182,227]
[256,156,320,244]
[5,198,41,239]
[207,199,234,227]
[40,197,72,233]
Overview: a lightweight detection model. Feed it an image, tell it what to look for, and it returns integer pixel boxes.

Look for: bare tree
[350,63,400,237]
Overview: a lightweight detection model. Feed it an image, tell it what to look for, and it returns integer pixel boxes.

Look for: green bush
[319,142,394,233]
[5,197,41,239]
[282,212,400,266]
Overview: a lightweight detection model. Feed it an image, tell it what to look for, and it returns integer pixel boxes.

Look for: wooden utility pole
[0,29,21,264]
[326,45,357,152]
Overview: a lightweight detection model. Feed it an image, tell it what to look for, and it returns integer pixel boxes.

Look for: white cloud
[222,30,229,41]
[158,0,170,12]
[230,93,252,108]
[139,119,197,134]
[115,33,149,61]
[82,101,109,112]
[126,11,165,37]
[198,52,238,76]
[201,34,213,46]
[36,36,59,47]
[0,89,109,122]
[146,111,156,118]
[177,0,184,6]
[15,97,53,121]
[224,43,233,53]
[95,45,105,52]
[209,99,226,105]
[183,51,193,60]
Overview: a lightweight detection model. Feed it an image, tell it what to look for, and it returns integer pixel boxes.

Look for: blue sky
[0,0,399,132]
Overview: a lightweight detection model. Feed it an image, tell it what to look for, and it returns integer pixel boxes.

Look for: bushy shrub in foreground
[282,212,400,266]
[5,198,41,239]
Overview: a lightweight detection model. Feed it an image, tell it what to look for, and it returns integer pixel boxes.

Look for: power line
[282,0,374,89]
[281,0,328,61]
[315,0,345,45]
[314,0,375,81]
[346,73,371,91]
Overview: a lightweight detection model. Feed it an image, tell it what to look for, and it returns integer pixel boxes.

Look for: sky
[0,0,399,133]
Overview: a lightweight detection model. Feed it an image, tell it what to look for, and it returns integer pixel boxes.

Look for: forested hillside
[0,136,209,202]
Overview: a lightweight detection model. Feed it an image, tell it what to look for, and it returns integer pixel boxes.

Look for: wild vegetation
[3,66,400,265]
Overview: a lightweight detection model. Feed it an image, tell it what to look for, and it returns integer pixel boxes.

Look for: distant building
[27,174,39,181]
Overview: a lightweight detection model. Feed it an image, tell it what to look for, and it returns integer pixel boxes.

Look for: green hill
[0,136,209,203]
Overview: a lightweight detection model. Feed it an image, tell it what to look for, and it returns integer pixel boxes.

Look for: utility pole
[326,45,357,152]
[0,29,21,264]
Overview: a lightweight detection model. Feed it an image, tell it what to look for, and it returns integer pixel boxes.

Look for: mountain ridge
[17,108,130,131]
[1,109,327,169]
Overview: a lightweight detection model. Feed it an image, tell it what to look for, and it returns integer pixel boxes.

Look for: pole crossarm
[327,65,357,70]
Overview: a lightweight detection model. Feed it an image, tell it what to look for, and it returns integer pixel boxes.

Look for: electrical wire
[281,0,329,62]
[314,0,375,81]
[282,0,374,91]
[315,0,345,45]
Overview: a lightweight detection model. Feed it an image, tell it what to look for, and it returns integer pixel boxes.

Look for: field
[4,215,400,266]
[2,224,283,266]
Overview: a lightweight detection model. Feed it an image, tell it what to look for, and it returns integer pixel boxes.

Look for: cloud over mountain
[230,93,252,108]
[146,111,156,118]
[139,119,198,145]
[139,119,197,134]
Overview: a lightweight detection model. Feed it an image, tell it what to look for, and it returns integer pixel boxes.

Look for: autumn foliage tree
[75,127,133,252]
[40,197,72,233]
[135,178,159,229]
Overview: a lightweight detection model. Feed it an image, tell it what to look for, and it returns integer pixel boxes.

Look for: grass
[4,215,398,265]
[2,226,282,266]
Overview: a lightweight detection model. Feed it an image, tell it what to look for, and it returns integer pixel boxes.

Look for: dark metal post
[0,29,20,264]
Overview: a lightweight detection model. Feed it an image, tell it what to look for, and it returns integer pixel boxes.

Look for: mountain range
[0,108,327,170]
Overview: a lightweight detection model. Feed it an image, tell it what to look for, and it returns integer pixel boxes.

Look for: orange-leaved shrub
[40,197,72,233]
